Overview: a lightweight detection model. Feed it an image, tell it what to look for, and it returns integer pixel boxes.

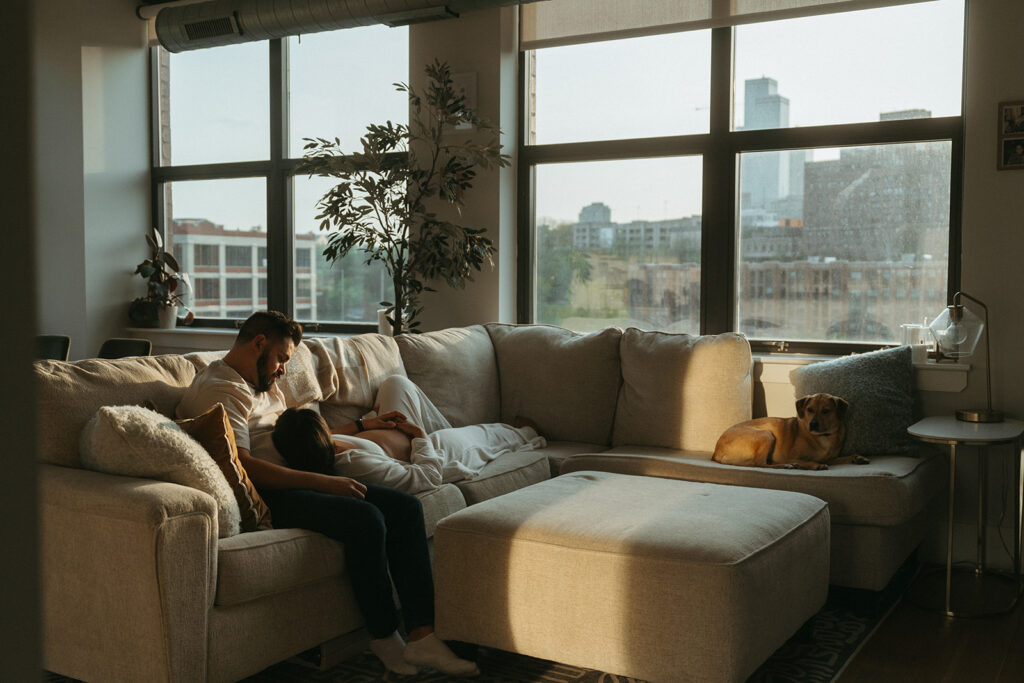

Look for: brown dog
[712,393,868,470]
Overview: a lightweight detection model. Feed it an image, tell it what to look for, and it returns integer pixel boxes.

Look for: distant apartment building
[168,218,317,319]
[573,202,701,252]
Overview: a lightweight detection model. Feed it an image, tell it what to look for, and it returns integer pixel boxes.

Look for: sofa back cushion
[317,333,407,427]
[35,355,198,467]
[396,325,500,427]
[612,330,752,452]
[486,324,622,445]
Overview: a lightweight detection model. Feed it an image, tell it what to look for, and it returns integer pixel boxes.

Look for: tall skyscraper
[740,77,805,221]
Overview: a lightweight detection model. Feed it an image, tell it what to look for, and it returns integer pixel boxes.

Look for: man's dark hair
[272,408,334,474]
[236,311,302,347]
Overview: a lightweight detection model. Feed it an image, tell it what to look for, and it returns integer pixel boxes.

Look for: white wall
[34,0,149,360]
[410,7,519,329]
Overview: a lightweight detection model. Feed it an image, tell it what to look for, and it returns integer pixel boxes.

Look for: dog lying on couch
[712,393,869,470]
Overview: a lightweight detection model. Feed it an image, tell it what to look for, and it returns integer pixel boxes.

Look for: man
[176,311,478,677]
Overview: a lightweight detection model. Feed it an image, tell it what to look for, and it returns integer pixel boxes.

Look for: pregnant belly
[357,429,413,462]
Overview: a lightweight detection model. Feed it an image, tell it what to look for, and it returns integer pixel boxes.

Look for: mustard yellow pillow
[176,404,272,532]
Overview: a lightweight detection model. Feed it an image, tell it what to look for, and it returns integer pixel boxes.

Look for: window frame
[149,39,389,333]
[517,21,965,355]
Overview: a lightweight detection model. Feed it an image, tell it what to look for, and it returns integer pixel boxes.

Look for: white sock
[369,631,420,676]
[403,633,480,676]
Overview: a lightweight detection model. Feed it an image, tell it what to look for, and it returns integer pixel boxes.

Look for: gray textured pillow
[789,345,915,456]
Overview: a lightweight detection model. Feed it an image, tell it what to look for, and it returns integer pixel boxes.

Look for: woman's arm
[331,410,408,436]
[334,439,444,494]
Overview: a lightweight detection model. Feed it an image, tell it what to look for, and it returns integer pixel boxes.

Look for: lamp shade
[928,303,984,358]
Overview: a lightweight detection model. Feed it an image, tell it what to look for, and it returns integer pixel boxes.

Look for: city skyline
[165,0,964,233]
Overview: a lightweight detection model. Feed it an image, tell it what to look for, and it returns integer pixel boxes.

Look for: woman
[272,375,545,493]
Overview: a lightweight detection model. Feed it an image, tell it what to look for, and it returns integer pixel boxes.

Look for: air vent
[156,0,539,53]
[183,14,240,41]
[379,6,458,27]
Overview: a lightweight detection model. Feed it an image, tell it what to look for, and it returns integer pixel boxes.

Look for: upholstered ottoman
[434,471,829,683]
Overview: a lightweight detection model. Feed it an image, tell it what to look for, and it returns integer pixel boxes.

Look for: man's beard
[255,348,276,393]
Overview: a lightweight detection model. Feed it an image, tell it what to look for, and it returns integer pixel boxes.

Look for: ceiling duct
[155,0,534,52]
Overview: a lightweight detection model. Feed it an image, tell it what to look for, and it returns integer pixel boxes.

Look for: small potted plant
[129,226,193,329]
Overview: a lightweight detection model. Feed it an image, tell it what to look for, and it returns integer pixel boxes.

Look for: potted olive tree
[129,225,193,328]
[298,60,510,335]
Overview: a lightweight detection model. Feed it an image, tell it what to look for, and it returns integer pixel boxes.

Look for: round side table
[907,416,1024,617]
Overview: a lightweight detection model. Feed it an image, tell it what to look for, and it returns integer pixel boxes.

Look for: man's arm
[237,447,367,499]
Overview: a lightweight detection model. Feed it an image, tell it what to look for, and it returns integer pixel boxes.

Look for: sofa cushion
[215,529,345,606]
[175,403,273,532]
[215,484,466,606]
[612,330,752,452]
[79,405,241,538]
[317,334,407,427]
[790,345,916,456]
[454,450,550,505]
[561,446,944,527]
[35,355,197,467]
[486,324,622,445]
[537,440,610,478]
[396,325,500,426]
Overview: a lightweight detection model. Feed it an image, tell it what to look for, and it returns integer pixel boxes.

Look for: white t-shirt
[176,359,289,466]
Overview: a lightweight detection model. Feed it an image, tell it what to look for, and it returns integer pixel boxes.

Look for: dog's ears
[796,395,809,417]
[833,396,850,418]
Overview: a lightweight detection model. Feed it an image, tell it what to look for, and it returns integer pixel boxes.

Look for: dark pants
[261,484,435,639]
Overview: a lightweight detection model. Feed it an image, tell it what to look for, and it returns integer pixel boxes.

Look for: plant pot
[377,309,393,337]
[158,305,178,329]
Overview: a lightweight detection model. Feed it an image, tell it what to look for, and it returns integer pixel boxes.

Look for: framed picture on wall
[997,100,1024,170]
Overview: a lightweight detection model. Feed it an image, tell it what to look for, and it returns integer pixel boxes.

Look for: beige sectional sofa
[37,323,942,681]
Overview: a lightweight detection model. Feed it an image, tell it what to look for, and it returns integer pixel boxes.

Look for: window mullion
[267,38,293,316]
[700,25,736,335]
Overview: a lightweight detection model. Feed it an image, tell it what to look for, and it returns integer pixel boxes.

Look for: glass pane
[534,157,702,332]
[161,44,269,165]
[293,175,389,323]
[530,31,710,145]
[733,0,963,130]
[736,142,951,343]
[164,178,267,319]
[288,26,408,157]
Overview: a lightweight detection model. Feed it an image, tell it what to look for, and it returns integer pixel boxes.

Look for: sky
[166,0,964,232]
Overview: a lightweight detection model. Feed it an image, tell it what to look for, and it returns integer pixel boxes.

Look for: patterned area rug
[46,560,913,683]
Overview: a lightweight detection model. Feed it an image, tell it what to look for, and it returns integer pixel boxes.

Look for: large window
[520,0,964,350]
[152,25,408,328]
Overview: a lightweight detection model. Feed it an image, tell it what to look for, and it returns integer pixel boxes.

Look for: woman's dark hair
[272,408,334,474]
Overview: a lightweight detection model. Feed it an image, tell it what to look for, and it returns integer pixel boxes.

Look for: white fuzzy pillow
[79,405,241,538]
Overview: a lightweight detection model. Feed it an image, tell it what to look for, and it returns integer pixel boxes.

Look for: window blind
[520,0,935,50]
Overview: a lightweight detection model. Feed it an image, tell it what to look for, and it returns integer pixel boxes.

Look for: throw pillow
[176,403,272,532]
[613,329,753,452]
[79,404,242,538]
[789,345,915,456]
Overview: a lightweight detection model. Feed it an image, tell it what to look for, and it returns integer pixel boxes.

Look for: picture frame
[997,100,1024,170]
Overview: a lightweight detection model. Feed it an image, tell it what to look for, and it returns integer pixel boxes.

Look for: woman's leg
[375,375,452,433]
[430,423,544,472]
[260,488,405,638]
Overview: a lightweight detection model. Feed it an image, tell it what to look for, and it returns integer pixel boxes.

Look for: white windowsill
[754,353,969,393]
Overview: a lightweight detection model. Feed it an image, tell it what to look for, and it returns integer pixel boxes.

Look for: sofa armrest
[40,463,218,682]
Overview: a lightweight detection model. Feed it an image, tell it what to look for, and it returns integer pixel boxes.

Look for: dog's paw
[852,454,870,465]
[814,463,829,471]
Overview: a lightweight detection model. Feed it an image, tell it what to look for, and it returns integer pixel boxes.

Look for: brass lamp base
[956,407,1004,423]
